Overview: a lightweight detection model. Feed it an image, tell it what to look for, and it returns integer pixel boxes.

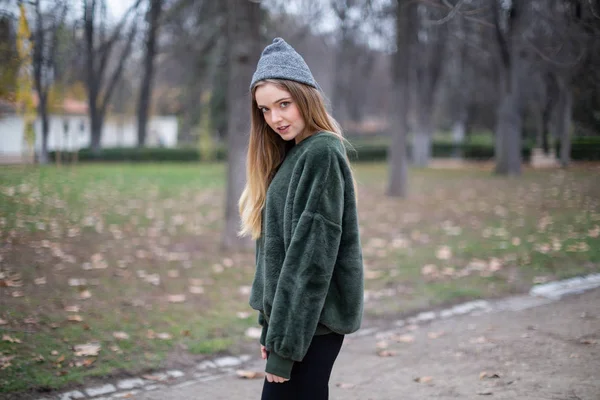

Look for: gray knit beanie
[250,37,319,91]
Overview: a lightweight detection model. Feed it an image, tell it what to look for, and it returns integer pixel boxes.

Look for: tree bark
[221,0,261,250]
[137,0,162,147]
[493,0,524,176]
[556,77,573,167]
[387,0,413,198]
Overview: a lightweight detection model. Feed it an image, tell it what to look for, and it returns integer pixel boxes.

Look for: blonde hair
[238,79,356,240]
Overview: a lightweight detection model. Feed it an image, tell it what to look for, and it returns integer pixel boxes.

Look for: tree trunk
[494,90,522,175]
[137,0,162,147]
[38,95,50,164]
[90,111,103,155]
[222,0,260,250]
[387,0,413,198]
[412,101,434,167]
[556,79,573,167]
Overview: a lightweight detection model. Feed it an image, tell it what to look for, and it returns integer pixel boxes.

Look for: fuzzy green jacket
[249,131,364,380]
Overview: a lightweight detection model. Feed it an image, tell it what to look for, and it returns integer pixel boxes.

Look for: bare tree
[83,0,140,154]
[136,0,163,147]
[29,0,68,164]
[387,0,414,197]
[221,0,261,250]
[410,1,448,167]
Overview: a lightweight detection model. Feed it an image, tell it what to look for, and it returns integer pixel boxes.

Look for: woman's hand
[261,345,289,383]
[260,345,267,360]
[266,372,289,383]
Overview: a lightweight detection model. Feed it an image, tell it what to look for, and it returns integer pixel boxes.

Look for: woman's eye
[280,102,289,108]
[260,107,268,113]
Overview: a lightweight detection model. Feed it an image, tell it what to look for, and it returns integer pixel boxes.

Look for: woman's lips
[277,125,290,133]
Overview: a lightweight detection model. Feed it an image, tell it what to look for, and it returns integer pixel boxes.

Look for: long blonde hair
[238,79,355,240]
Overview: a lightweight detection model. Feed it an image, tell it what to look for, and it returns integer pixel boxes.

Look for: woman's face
[254,82,308,144]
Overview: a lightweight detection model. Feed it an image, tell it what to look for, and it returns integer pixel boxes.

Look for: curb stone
[38,273,600,400]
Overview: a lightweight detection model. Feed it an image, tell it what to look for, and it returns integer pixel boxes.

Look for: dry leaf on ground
[67,315,83,322]
[414,376,433,383]
[73,343,101,356]
[392,334,415,343]
[236,369,265,379]
[168,294,186,303]
[65,305,80,313]
[377,350,397,357]
[3,334,22,343]
[113,331,130,340]
[1,355,15,370]
[479,371,501,379]
[79,289,92,300]
[189,286,204,294]
[34,277,47,285]
[156,332,173,340]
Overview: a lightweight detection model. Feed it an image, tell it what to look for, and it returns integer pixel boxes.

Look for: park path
[132,288,600,400]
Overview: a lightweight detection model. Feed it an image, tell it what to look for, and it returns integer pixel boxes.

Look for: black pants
[261,332,345,400]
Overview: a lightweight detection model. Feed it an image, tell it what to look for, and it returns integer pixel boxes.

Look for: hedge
[48,137,599,163]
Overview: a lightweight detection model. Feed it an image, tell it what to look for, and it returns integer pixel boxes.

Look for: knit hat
[250,37,319,91]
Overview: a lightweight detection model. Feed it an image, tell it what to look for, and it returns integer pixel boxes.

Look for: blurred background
[0,0,599,396]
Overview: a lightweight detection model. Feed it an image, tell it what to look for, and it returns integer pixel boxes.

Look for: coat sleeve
[264,146,345,379]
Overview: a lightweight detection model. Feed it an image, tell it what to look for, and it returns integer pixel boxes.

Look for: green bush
[49,146,227,163]
[555,137,600,161]
[48,137,599,164]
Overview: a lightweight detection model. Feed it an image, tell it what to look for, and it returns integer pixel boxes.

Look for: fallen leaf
[168,294,186,303]
[73,358,96,367]
[167,269,180,278]
[376,350,397,357]
[336,382,356,389]
[436,246,452,260]
[79,289,92,300]
[479,371,501,379]
[33,354,45,362]
[1,355,15,370]
[392,334,415,343]
[56,354,65,363]
[51,350,59,356]
[113,331,130,340]
[236,369,265,379]
[24,317,39,324]
[189,286,204,294]
[73,343,101,356]
[11,291,24,298]
[2,334,22,343]
[156,332,173,340]
[0,319,7,325]
[34,277,47,285]
[414,376,433,383]
[68,315,83,322]
[236,311,251,319]
[65,305,81,313]
[375,340,388,349]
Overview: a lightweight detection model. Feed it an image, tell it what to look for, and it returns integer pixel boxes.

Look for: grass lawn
[1,161,599,395]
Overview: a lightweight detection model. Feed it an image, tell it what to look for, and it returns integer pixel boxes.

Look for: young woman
[238,37,364,400]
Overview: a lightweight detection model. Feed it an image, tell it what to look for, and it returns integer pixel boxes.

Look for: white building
[0,98,178,164]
